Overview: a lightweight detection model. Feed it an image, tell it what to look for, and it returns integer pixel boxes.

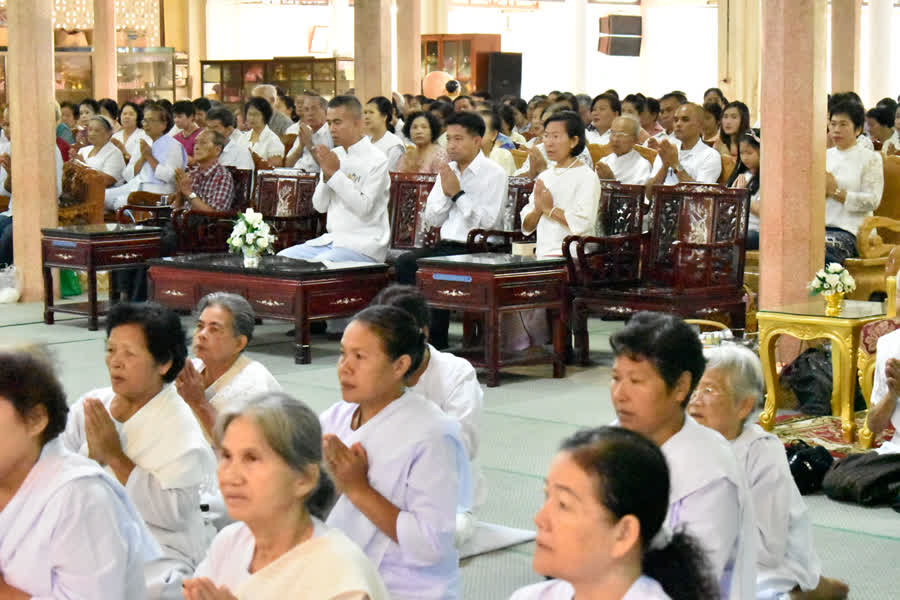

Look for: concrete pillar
[355,0,392,101]
[188,0,207,99]
[569,0,587,94]
[830,0,861,93]
[759,0,827,309]
[865,0,894,106]
[397,0,421,95]
[8,0,58,302]
[717,0,761,122]
[93,0,117,99]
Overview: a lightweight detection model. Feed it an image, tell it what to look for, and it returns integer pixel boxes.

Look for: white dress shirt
[857,133,874,150]
[660,139,722,185]
[239,125,284,161]
[218,140,254,171]
[122,134,188,192]
[825,144,884,234]
[599,148,654,185]
[370,130,407,172]
[585,127,611,146]
[869,327,900,454]
[424,150,508,243]
[77,141,126,185]
[733,424,821,599]
[520,161,601,257]
[288,123,334,173]
[307,136,391,261]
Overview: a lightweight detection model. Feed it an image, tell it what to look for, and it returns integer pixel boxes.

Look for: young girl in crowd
[726,129,762,250]
[510,426,719,600]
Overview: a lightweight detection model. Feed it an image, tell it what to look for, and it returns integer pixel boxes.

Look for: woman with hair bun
[511,426,719,600]
[320,305,471,600]
[183,392,388,600]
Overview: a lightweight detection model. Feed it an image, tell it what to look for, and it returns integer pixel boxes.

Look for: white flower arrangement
[227,208,275,255]
[808,262,856,296]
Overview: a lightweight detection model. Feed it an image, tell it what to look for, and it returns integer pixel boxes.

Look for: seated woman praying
[609,312,756,600]
[183,392,389,600]
[61,302,217,599]
[177,292,282,440]
[396,110,449,174]
[0,347,160,599]
[239,97,285,168]
[688,345,849,600]
[75,115,126,187]
[320,305,471,600]
[510,426,719,600]
[372,284,485,546]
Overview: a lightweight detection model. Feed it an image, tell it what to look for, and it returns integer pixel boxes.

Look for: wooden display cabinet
[421,34,501,95]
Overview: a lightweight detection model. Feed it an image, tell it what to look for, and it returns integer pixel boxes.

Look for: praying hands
[322,433,370,497]
[533,179,554,215]
[527,145,547,179]
[314,145,340,181]
[657,138,679,169]
[182,578,238,600]
[439,163,461,197]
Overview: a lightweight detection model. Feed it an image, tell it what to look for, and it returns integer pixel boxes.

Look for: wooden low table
[147,253,389,364]
[417,253,568,387]
[42,224,163,331]
[757,299,885,445]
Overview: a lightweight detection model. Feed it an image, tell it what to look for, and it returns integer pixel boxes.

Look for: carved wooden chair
[386,172,440,262]
[463,177,536,253]
[568,183,750,363]
[252,168,322,252]
[58,162,107,225]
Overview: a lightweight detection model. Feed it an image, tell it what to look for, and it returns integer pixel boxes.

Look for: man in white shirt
[646,91,686,150]
[278,95,390,263]
[395,111,508,348]
[584,93,619,146]
[595,115,654,185]
[205,107,254,171]
[285,92,333,173]
[650,103,722,186]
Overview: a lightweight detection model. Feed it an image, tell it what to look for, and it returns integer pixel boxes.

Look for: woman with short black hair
[397,110,449,174]
[240,96,284,167]
[320,305,471,600]
[608,312,756,600]
[0,346,160,599]
[61,302,217,598]
[824,100,884,265]
[110,101,151,166]
[511,426,719,600]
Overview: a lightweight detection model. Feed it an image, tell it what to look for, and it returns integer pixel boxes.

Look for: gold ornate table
[757,299,884,444]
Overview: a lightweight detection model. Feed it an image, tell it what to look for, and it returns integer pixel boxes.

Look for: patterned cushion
[860,318,900,354]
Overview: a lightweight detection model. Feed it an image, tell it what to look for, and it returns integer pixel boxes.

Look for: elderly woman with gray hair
[75,115,126,187]
[176,292,281,440]
[688,344,848,600]
[184,392,389,599]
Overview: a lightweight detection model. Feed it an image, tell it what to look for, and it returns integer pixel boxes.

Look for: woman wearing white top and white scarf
[61,302,217,600]
[240,97,284,168]
[76,116,126,187]
[824,100,884,265]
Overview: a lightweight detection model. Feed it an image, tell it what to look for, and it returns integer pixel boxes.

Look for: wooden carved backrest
[59,162,105,225]
[253,169,318,217]
[874,155,900,244]
[504,176,535,231]
[226,166,254,212]
[646,183,749,289]
[599,181,645,236]
[388,172,439,249]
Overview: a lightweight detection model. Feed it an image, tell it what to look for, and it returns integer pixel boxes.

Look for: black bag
[779,348,834,416]
[785,440,834,495]
[822,451,900,506]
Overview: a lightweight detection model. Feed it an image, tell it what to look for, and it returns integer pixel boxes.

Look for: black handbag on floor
[785,439,834,495]
[823,451,900,506]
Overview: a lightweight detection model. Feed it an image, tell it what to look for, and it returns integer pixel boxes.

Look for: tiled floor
[2,300,897,599]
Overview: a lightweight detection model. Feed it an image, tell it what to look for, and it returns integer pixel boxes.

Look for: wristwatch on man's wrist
[188,192,198,204]
[450,190,465,202]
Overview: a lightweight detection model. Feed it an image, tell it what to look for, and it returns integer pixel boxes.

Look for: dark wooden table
[417,252,568,387]
[42,224,163,330]
[147,253,389,364]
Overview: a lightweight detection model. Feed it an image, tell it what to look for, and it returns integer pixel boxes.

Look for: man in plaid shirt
[172,129,235,211]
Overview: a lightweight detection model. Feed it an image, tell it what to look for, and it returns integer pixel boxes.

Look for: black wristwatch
[450,190,465,202]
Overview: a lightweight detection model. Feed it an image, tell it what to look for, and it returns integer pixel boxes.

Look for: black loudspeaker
[486,52,522,99]
[598,15,642,56]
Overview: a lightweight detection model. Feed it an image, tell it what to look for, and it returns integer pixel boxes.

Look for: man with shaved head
[595,115,655,185]
[651,103,722,185]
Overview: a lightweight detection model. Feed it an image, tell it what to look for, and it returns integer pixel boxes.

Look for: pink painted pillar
[759,0,827,310]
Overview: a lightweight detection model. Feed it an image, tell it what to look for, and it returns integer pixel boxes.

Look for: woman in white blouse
[76,116,126,187]
[184,392,389,600]
[110,102,152,166]
[364,96,406,171]
[824,100,884,265]
[510,426,719,600]
[240,97,284,168]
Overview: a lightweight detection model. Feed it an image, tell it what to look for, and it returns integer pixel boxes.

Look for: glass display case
[420,34,500,95]
[202,57,354,112]
[116,47,175,104]
[0,48,93,106]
